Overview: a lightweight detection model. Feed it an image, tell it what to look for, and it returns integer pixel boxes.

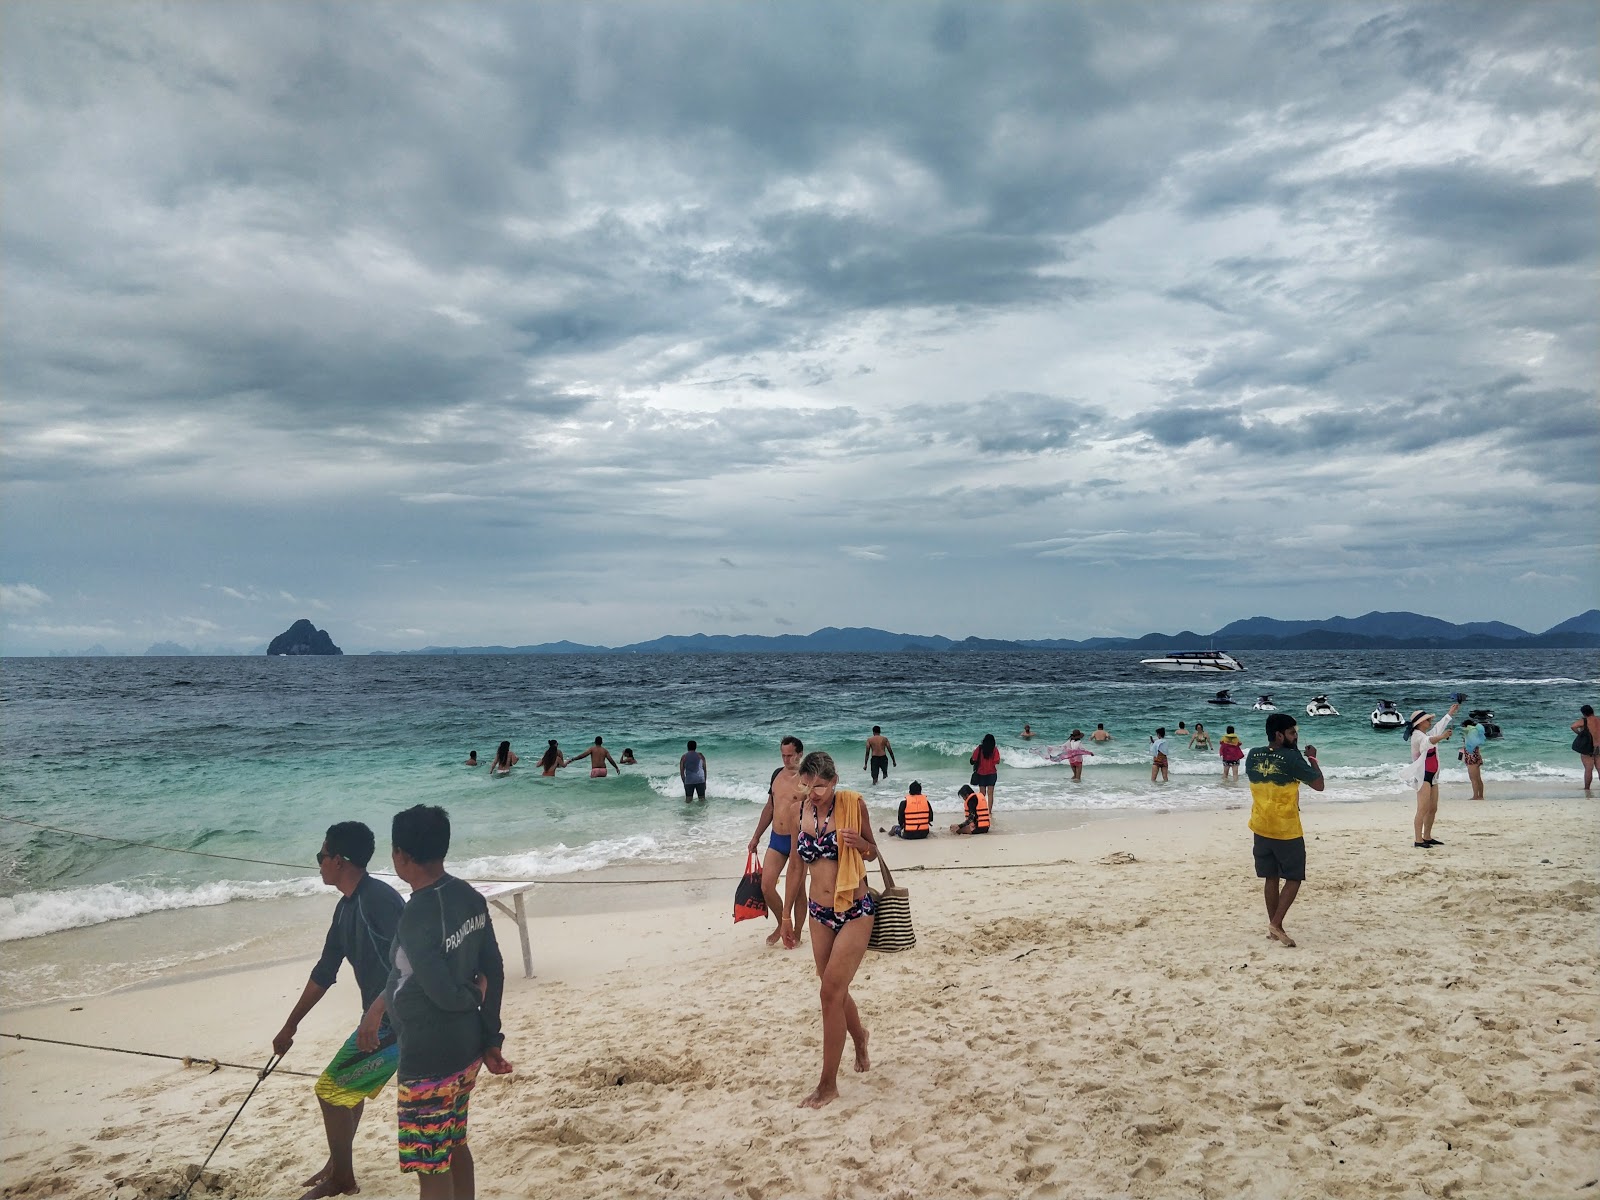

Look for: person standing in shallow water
[784,750,877,1108]
[863,726,896,785]
[969,734,1000,806]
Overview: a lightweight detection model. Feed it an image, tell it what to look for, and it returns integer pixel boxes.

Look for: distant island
[389,609,1600,656]
[266,619,343,656]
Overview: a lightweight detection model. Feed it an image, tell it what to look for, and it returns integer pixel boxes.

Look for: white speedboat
[1371,700,1404,730]
[1139,650,1245,673]
[1252,695,1275,711]
[1306,695,1339,718]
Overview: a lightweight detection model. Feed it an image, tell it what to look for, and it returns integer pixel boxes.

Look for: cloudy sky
[2,2,1595,654]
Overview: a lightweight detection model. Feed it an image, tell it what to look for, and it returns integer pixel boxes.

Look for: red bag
[733,852,767,923]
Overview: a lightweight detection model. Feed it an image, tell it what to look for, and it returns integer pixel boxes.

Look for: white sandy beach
[3,794,1597,1200]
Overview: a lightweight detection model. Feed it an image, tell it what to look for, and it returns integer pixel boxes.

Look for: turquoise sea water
[1,649,1594,983]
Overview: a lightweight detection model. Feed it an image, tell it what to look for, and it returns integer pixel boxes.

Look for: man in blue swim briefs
[274,821,405,1200]
[747,735,808,948]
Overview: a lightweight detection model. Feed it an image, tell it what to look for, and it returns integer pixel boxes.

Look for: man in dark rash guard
[274,821,405,1200]
[358,805,512,1198]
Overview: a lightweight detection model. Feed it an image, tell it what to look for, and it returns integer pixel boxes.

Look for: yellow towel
[832,789,867,912]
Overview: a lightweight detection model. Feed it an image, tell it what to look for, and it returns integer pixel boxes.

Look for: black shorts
[683,781,706,799]
[1253,834,1306,882]
[970,772,997,787]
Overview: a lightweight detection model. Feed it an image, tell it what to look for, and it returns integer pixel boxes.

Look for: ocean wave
[0,875,323,942]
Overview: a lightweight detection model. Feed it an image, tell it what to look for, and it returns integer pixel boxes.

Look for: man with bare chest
[863,726,896,785]
[572,736,619,778]
[746,735,808,948]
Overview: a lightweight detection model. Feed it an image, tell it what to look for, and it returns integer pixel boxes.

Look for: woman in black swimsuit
[784,750,878,1108]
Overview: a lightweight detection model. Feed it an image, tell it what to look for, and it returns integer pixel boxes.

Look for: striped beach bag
[867,855,915,953]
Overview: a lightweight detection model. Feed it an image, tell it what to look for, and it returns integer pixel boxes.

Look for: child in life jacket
[1219,726,1245,780]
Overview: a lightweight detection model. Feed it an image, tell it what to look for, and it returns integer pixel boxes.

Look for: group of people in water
[466,737,633,777]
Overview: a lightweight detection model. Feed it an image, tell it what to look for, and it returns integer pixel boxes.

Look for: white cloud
[0,583,50,612]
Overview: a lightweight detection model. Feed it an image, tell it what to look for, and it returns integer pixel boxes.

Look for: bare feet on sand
[1268,925,1296,948]
[766,927,783,947]
[300,1175,360,1199]
[800,1084,839,1109]
[853,1030,870,1073]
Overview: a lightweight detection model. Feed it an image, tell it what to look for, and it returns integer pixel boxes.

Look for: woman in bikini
[537,740,566,776]
[783,750,877,1109]
[490,740,518,775]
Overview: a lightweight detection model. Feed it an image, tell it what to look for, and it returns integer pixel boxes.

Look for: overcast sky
[2,2,1596,654]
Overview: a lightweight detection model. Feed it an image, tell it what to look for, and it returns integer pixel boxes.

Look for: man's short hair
[872,726,881,734]
[324,821,375,868]
[1265,713,1298,742]
[392,805,451,864]
[781,735,804,753]
[1155,727,1166,737]
[687,740,697,751]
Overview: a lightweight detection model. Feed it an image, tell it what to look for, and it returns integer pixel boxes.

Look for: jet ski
[1370,700,1404,730]
[1305,695,1339,718]
[1206,689,1236,705]
[1252,695,1275,711]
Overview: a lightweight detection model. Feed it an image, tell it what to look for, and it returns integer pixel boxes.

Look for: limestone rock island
[266,619,343,656]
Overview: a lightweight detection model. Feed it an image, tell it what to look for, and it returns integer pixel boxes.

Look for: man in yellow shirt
[1245,713,1324,948]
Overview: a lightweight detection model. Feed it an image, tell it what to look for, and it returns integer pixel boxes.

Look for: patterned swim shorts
[397,1059,481,1174]
[314,1026,399,1108]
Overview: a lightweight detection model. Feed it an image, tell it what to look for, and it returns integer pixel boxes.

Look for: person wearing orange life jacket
[949,784,991,835]
[889,781,933,839]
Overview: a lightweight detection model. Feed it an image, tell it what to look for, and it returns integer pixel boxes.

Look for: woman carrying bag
[783,750,877,1109]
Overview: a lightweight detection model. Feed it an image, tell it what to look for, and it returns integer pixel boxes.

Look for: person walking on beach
[969,734,1000,806]
[1090,724,1113,743]
[1459,719,1487,800]
[489,741,517,776]
[274,821,405,1200]
[679,740,708,802]
[1404,701,1460,848]
[1219,726,1244,781]
[1150,728,1170,783]
[783,750,877,1108]
[1246,714,1324,948]
[1572,705,1600,793]
[747,736,807,948]
[360,805,512,1198]
[537,740,566,776]
[572,737,620,778]
[863,726,896,784]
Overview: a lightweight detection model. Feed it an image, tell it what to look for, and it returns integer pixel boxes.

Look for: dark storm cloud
[743,213,1083,314]
[2,1,1596,653]
[1381,167,1598,270]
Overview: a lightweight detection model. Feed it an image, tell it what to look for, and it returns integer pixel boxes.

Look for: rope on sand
[0,1031,318,1078]
[177,1051,281,1200]
[0,812,1086,885]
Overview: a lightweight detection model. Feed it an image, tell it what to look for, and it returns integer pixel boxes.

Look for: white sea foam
[0,875,324,942]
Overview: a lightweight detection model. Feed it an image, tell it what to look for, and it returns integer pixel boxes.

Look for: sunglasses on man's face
[316,850,340,865]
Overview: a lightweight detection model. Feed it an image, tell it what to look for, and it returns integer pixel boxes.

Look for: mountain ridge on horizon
[389,608,1600,657]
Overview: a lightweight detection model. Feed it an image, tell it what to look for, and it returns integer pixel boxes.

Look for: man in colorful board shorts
[361,804,512,1197]
[274,821,405,1199]
[1245,713,1325,949]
